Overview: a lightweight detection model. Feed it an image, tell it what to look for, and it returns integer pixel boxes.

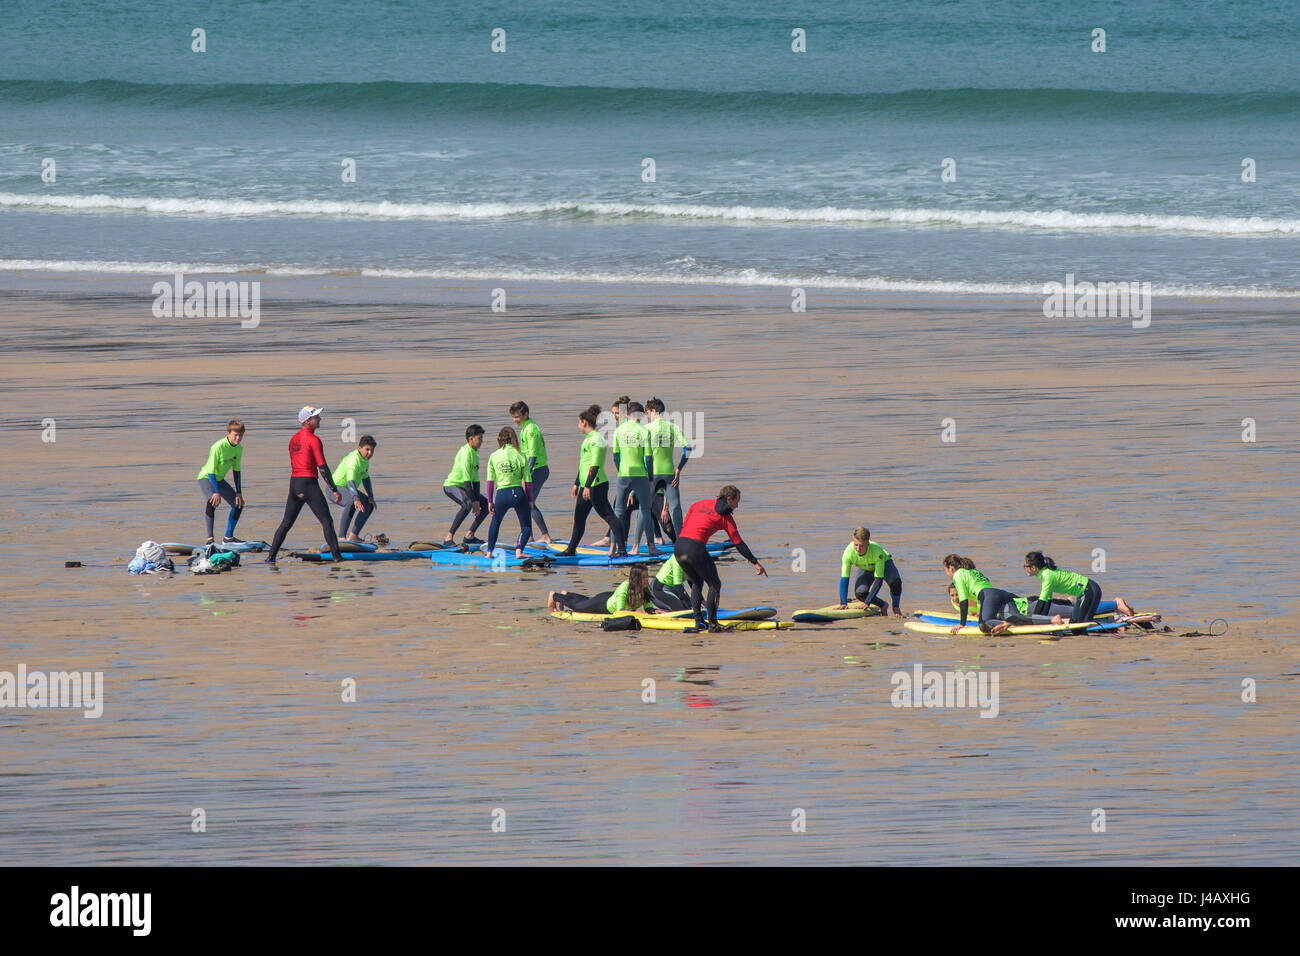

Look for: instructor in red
[266,406,344,564]
[674,484,767,631]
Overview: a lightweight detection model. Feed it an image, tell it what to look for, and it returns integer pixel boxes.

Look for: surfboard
[551,610,790,631]
[904,620,1094,637]
[661,606,778,621]
[915,601,1119,622]
[293,549,439,562]
[162,541,268,555]
[429,549,552,569]
[791,604,882,623]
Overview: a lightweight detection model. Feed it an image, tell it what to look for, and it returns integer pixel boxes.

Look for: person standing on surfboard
[612,400,661,558]
[266,407,344,564]
[559,405,627,557]
[510,401,553,546]
[839,527,904,617]
[675,485,767,632]
[481,426,533,560]
[1023,552,1133,623]
[443,424,488,547]
[332,434,377,543]
[645,397,691,544]
[196,418,246,546]
[592,396,631,548]
[941,554,1013,635]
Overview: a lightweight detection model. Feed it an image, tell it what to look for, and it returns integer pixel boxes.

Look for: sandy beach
[1,282,1296,864]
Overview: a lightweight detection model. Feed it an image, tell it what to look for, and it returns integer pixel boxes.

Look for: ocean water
[1,0,1297,295]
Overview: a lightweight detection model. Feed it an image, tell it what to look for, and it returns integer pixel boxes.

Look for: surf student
[560,405,627,557]
[482,426,532,559]
[333,434,377,542]
[196,418,246,545]
[649,554,690,611]
[945,584,1118,626]
[266,407,343,563]
[1023,552,1134,623]
[675,485,767,631]
[443,424,488,546]
[941,553,1013,635]
[839,527,904,616]
[548,565,656,615]
[612,400,660,557]
[645,397,690,543]
[592,395,631,547]
[510,401,552,545]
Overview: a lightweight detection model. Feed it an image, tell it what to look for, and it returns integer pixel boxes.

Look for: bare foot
[1051,614,1065,624]
[1116,597,1135,616]
[987,621,1012,635]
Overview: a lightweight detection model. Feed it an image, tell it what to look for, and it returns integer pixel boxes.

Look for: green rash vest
[576,430,608,486]
[951,595,1031,615]
[487,446,528,490]
[443,443,480,488]
[655,555,685,587]
[196,436,243,482]
[607,579,655,614]
[841,541,890,578]
[648,417,687,475]
[613,420,651,478]
[1037,568,1090,600]
[519,419,547,470]
[952,567,992,605]
[332,449,370,488]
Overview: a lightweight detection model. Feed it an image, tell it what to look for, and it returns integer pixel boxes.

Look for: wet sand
[1,283,1297,864]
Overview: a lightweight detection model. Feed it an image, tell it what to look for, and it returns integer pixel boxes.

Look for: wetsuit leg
[663,480,683,540]
[624,476,654,553]
[337,488,356,539]
[554,590,615,613]
[445,485,472,534]
[199,478,239,540]
[566,487,594,550]
[1071,580,1102,622]
[529,465,550,537]
[588,482,626,552]
[610,476,628,542]
[486,489,509,553]
[854,573,887,613]
[675,537,720,623]
[978,587,1016,633]
[303,480,342,559]
[267,478,309,560]
[650,579,690,611]
[509,486,533,550]
[350,492,373,535]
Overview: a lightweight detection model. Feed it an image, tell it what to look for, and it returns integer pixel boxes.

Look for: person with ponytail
[674,485,767,631]
[1023,552,1133,623]
[548,565,656,616]
[480,426,532,559]
[941,553,1015,635]
[559,405,627,558]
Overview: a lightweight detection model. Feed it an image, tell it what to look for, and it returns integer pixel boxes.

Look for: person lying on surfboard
[549,565,656,615]
[675,485,767,632]
[942,553,1015,635]
[945,583,1091,625]
[332,434,377,543]
[443,424,488,547]
[1023,551,1134,623]
[196,418,246,546]
[839,527,904,617]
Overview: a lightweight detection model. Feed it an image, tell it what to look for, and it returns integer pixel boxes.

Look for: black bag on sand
[601,616,642,631]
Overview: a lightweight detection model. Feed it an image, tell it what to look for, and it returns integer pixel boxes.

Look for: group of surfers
[193,405,1132,633]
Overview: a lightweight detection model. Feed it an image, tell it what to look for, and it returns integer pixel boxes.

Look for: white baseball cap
[298,405,324,424]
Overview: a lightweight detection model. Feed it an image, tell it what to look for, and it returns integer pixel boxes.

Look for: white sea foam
[2,192,1297,236]
[2,258,1296,299]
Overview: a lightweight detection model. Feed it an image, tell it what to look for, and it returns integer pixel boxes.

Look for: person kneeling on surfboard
[333,434,377,543]
[196,418,246,547]
[942,554,1014,635]
[839,527,904,617]
[266,407,344,564]
[675,485,767,632]
[481,427,532,560]
[549,565,657,615]
[1023,552,1134,624]
[649,554,690,611]
[443,425,488,547]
